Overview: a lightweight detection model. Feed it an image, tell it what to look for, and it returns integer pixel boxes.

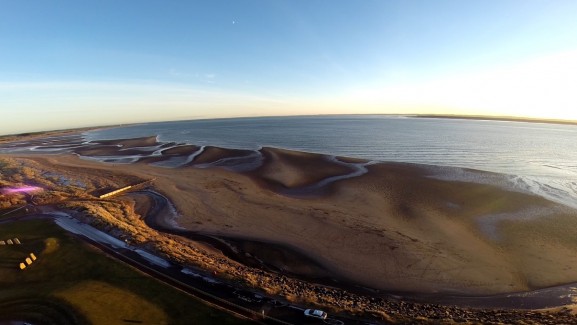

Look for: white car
[304,308,328,320]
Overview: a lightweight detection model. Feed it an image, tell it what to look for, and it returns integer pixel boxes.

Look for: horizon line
[2,113,577,138]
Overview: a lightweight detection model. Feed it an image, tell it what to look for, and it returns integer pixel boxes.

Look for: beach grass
[0,219,253,324]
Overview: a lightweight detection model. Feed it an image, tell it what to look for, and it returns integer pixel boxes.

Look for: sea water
[85,115,577,207]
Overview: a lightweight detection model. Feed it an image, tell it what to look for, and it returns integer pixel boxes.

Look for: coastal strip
[2,131,577,323]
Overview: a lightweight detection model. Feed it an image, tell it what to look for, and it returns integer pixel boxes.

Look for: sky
[1,0,577,135]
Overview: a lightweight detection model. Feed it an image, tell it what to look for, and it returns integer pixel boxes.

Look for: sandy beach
[0,131,577,324]
[2,133,577,297]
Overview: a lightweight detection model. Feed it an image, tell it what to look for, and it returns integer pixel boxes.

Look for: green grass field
[0,219,254,325]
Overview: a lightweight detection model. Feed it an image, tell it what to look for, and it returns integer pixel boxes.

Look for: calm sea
[85,115,577,207]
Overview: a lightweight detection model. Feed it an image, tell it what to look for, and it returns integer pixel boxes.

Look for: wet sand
[2,134,577,300]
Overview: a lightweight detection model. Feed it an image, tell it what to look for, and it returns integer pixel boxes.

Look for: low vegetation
[0,219,252,324]
[0,158,253,323]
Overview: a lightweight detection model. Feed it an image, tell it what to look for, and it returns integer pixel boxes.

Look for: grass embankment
[0,219,253,325]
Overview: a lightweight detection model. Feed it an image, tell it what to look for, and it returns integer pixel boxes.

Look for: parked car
[304,309,328,320]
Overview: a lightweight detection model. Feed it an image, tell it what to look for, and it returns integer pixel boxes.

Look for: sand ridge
[249,147,358,190]
[191,146,255,165]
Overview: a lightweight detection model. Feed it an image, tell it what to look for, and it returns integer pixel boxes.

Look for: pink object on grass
[1,186,43,194]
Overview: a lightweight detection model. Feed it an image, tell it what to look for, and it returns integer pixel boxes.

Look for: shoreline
[5,130,574,207]
[36,115,577,208]
[2,131,577,322]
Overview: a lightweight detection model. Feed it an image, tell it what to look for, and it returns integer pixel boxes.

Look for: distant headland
[413,114,577,126]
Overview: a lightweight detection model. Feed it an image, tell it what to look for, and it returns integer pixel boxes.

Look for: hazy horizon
[2,1,577,135]
[4,113,577,137]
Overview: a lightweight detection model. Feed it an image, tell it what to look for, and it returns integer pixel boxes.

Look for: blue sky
[2,1,577,134]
